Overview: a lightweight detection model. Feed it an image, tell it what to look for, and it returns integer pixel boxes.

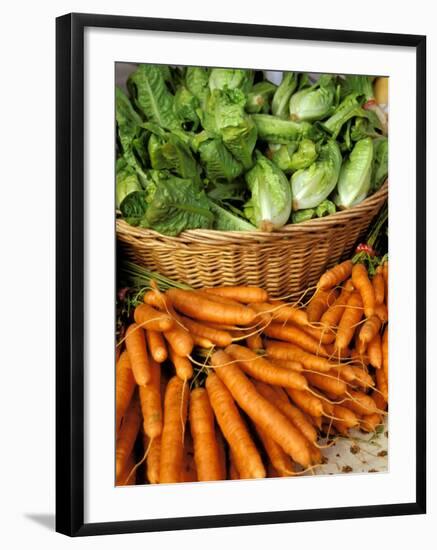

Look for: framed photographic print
[56,12,426,537]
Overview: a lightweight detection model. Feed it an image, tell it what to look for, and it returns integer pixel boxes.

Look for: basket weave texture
[116,182,388,299]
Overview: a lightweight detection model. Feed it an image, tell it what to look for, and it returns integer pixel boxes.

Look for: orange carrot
[305,371,347,397]
[335,292,363,351]
[254,301,309,326]
[269,357,304,372]
[181,430,197,483]
[225,344,308,391]
[169,348,193,381]
[300,323,336,344]
[146,435,161,484]
[143,290,172,310]
[116,452,136,486]
[204,286,268,304]
[373,271,385,305]
[192,334,214,348]
[344,390,378,416]
[375,368,388,402]
[368,333,382,369]
[215,429,227,480]
[163,321,194,358]
[167,289,257,326]
[246,333,263,350]
[125,323,152,386]
[179,315,232,348]
[256,382,318,446]
[374,303,388,323]
[320,284,354,330]
[358,315,382,347]
[212,351,311,468]
[146,330,168,363]
[382,325,389,379]
[333,404,359,429]
[134,303,174,332]
[265,341,334,373]
[382,261,389,302]
[138,359,162,439]
[229,450,240,480]
[325,343,351,359]
[263,323,329,356]
[318,260,353,291]
[349,366,374,389]
[352,263,375,318]
[372,389,387,412]
[116,351,136,431]
[286,388,324,418]
[116,396,141,479]
[360,413,382,432]
[206,372,265,479]
[159,376,189,484]
[255,424,295,477]
[307,290,336,323]
[189,388,223,482]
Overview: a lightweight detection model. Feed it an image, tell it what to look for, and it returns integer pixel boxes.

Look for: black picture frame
[56,12,427,537]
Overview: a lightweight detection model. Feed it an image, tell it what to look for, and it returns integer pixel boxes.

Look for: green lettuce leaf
[371,137,388,192]
[199,138,243,182]
[185,67,210,105]
[272,72,298,117]
[127,64,181,130]
[253,114,318,144]
[292,209,316,223]
[115,159,142,209]
[316,199,336,217]
[173,85,200,129]
[209,200,256,231]
[246,81,277,114]
[209,68,254,94]
[289,75,335,121]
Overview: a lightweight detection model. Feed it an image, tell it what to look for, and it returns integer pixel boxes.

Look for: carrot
[320,284,354,330]
[306,290,336,323]
[344,390,378,416]
[300,323,336,344]
[372,389,387,412]
[375,368,388,402]
[263,323,329,356]
[181,429,197,483]
[374,303,388,323]
[246,333,263,351]
[215,429,227,480]
[143,290,171,310]
[333,404,359,429]
[192,334,214,348]
[382,261,389,302]
[125,324,152,386]
[194,290,242,307]
[269,357,304,372]
[116,396,141,479]
[382,325,389,379]
[255,425,295,477]
[360,413,382,432]
[255,382,318,446]
[189,388,223,482]
[250,301,308,327]
[205,372,265,479]
[212,351,311,468]
[358,315,382,347]
[134,303,174,332]
[169,347,193,381]
[139,359,162,439]
[286,388,324,418]
[159,376,189,484]
[116,351,135,431]
[330,364,357,384]
[352,263,375,318]
[225,344,308,391]
[229,450,240,480]
[368,333,382,369]
[167,288,257,326]
[265,341,334,373]
[318,260,353,291]
[373,272,385,305]
[179,315,232,348]
[335,292,363,351]
[305,371,347,397]
[146,330,168,363]
[146,435,161,484]
[325,343,351,359]
[204,286,268,304]
[267,463,279,478]
[349,366,374,389]
[116,452,136,486]
[163,321,194,358]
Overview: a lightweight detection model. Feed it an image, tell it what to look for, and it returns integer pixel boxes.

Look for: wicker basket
[116,182,388,298]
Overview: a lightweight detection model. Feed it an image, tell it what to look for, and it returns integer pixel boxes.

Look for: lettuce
[199,138,243,182]
[246,81,277,114]
[209,200,256,231]
[272,72,298,117]
[115,159,142,209]
[334,137,373,208]
[289,75,335,121]
[253,114,317,144]
[209,68,254,94]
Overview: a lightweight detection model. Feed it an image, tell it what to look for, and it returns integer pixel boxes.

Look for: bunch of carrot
[115,258,389,485]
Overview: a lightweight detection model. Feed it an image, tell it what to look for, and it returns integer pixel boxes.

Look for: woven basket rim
[116,180,387,244]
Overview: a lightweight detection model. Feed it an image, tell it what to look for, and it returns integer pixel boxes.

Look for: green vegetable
[334,137,374,208]
[115,159,142,209]
[291,140,342,210]
[271,139,318,173]
[173,85,200,129]
[371,137,388,192]
[272,72,298,117]
[199,138,243,182]
[270,143,298,172]
[340,75,374,100]
[209,200,256,231]
[127,64,181,130]
[120,172,213,235]
[292,209,316,223]
[206,180,247,202]
[246,81,277,114]
[315,199,336,218]
[185,67,210,105]
[209,68,254,94]
[244,152,292,231]
[147,131,201,183]
[289,75,335,121]
[253,114,316,144]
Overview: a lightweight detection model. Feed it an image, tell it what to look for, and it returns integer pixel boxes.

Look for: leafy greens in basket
[116,65,388,236]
